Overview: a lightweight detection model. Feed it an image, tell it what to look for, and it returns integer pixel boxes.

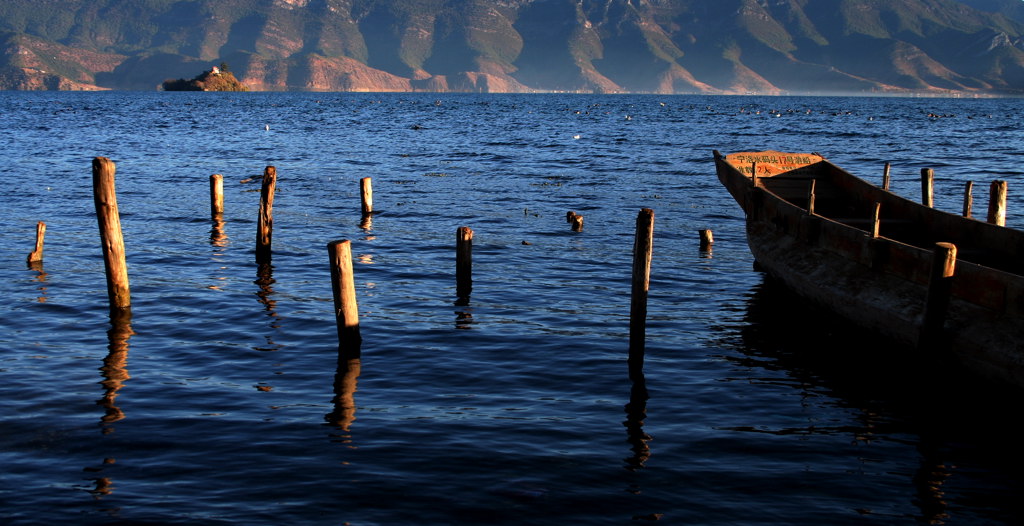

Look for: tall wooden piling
[456,226,473,301]
[210,174,224,219]
[882,162,891,191]
[27,221,45,263]
[921,168,934,208]
[328,240,361,350]
[629,208,654,381]
[963,181,974,218]
[988,180,1007,226]
[920,242,957,351]
[360,177,373,216]
[92,157,131,311]
[256,166,276,264]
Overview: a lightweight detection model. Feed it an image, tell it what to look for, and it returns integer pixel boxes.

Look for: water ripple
[2,91,1024,524]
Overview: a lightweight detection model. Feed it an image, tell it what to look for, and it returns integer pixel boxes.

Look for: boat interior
[758,164,1024,275]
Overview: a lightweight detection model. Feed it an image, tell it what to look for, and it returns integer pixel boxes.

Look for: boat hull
[715,151,1024,388]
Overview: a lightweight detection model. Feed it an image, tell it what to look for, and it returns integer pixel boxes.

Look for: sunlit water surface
[2,92,1024,524]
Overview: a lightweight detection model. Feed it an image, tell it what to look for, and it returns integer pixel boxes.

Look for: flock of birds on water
[23,96,995,126]
[244,99,997,133]
[279,98,996,118]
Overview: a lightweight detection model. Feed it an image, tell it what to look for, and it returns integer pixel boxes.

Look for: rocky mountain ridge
[1,0,1023,94]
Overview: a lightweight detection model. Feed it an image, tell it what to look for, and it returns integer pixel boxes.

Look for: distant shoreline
[4,89,1018,99]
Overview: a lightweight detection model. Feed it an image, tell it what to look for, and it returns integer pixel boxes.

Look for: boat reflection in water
[734,275,1022,525]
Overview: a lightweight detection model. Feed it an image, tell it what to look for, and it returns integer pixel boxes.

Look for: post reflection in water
[254,263,282,351]
[27,260,48,302]
[91,476,114,498]
[623,375,651,471]
[83,458,118,499]
[98,309,133,432]
[208,218,229,291]
[326,346,362,435]
[914,442,951,524]
[210,218,228,249]
[86,310,129,500]
[454,308,473,329]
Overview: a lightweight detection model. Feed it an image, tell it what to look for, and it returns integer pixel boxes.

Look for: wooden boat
[714,150,1024,388]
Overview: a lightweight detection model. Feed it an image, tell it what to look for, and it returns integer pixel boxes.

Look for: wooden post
[869,202,881,238]
[27,221,45,263]
[921,168,934,208]
[566,211,584,232]
[210,174,224,219]
[807,179,816,215]
[456,226,473,301]
[882,162,891,191]
[698,229,713,251]
[988,180,1007,226]
[919,242,957,351]
[629,208,654,381]
[256,166,276,264]
[211,174,227,248]
[92,157,131,311]
[963,181,974,218]
[571,214,584,232]
[360,177,373,216]
[328,240,361,350]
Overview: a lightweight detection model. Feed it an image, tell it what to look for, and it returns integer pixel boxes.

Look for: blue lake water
[2,91,1024,524]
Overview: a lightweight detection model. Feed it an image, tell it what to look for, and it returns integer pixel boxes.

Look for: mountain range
[1,0,1023,94]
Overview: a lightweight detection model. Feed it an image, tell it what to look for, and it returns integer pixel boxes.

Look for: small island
[162,63,248,92]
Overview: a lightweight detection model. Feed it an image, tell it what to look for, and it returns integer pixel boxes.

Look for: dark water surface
[2,92,1024,524]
